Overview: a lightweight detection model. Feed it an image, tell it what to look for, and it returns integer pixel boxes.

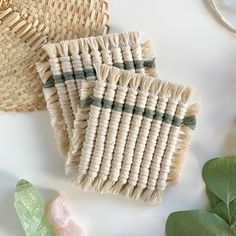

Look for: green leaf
[212,200,236,225]
[207,188,222,209]
[14,180,55,236]
[165,210,234,236]
[202,156,236,205]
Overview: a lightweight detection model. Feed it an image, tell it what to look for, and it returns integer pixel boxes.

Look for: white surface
[1,1,236,235]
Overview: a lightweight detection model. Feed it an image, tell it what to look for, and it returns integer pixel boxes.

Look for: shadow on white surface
[0,170,25,236]
[28,112,65,178]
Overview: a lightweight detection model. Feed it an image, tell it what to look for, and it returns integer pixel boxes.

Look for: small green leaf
[202,157,236,205]
[165,210,234,236]
[14,180,55,236]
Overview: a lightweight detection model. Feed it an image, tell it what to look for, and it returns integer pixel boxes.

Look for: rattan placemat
[37,32,156,158]
[0,0,109,112]
[72,64,199,205]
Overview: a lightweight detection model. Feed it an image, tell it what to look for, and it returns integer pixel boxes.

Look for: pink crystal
[46,194,85,236]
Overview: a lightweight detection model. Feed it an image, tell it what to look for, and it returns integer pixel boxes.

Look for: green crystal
[14,179,55,236]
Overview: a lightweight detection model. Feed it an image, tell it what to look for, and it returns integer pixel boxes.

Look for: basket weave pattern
[0,0,109,111]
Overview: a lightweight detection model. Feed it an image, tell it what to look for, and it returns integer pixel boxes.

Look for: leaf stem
[227,203,232,226]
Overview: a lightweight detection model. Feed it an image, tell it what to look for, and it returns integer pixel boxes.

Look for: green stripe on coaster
[163,113,174,124]
[113,101,124,112]
[42,59,156,88]
[173,117,183,127]
[80,98,93,107]
[53,74,64,84]
[134,60,144,70]
[144,108,156,119]
[87,96,196,129]
[92,97,102,107]
[85,68,96,78]
[144,58,155,68]
[134,107,145,116]
[124,104,134,113]
[124,61,135,70]
[154,111,164,121]
[183,116,197,130]
[103,99,113,109]
[64,72,74,81]
[74,70,85,80]
[42,78,54,88]
[114,62,125,69]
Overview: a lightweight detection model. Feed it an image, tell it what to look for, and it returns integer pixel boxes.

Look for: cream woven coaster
[0,0,109,112]
[72,64,199,205]
[37,32,156,157]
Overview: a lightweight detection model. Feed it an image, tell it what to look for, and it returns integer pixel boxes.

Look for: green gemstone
[14,180,55,236]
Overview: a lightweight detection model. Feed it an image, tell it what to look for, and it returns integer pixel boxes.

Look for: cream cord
[207,0,236,33]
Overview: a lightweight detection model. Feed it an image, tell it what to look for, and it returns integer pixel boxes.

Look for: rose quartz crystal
[46,194,85,236]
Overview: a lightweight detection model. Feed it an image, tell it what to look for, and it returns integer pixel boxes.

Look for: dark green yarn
[114,62,125,69]
[134,60,144,70]
[42,78,54,88]
[42,59,156,88]
[80,98,93,107]
[84,68,96,77]
[89,97,196,130]
[144,58,155,68]
[74,70,85,80]
[183,116,197,130]
[124,61,135,70]
[53,74,64,84]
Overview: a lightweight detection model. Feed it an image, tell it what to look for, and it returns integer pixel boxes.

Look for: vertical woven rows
[37,32,199,205]
[37,32,157,161]
[72,64,199,205]
[0,0,109,112]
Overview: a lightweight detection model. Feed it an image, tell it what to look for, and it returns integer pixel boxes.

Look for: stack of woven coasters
[37,32,199,205]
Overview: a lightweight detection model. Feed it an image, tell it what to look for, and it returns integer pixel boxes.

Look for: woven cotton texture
[0,0,109,112]
[37,32,156,158]
[72,64,199,205]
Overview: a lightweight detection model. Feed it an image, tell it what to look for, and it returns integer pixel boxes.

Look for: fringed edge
[167,102,201,185]
[72,172,162,205]
[36,62,69,157]
[100,180,115,194]
[141,39,157,77]
[42,32,141,58]
[95,64,197,103]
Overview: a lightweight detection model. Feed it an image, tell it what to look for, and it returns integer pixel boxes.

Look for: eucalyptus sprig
[165,156,236,236]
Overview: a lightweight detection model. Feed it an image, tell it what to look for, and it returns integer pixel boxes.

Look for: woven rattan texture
[0,0,109,112]
[38,32,156,158]
[72,64,199,205]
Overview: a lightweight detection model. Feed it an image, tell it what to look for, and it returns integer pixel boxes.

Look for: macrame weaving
[37,32,156,158]
[71,64,199,205]
[0,0,109,112]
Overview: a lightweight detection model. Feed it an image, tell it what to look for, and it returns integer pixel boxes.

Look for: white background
[1,0,236,235]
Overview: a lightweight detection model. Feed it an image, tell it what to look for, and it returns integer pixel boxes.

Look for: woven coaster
[72,64,199,205]
[0,0,109,112]
[37,32,156,158]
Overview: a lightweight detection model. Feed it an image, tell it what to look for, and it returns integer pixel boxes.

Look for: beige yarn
[38,32,156,160]
[0,0,109,112]
[73,64,200,205]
